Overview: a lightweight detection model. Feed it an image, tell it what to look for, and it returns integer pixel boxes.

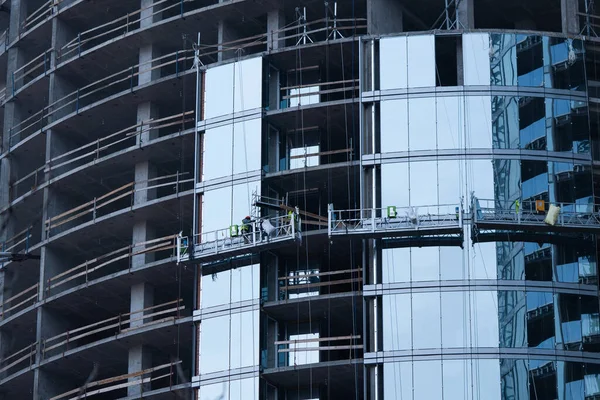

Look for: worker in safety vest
[241,216,252,242]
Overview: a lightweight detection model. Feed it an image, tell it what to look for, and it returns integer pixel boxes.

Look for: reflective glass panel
[436,95,461,150]
[204,63,234,119]
[517,35,544,87]
[412,292,441,349]
[383,361,412,399]
[471,291,499,348]
[440,246,465,280]
[555,293,582,350]
[498,290,527,348]
[407,35,435,88]
[443,360,471,399]
[203,125,233,181]
[380,99,409,153]
[409,161,437,205]
[200,315,230,374]
[526,291,555,349]
[438,160,461,205]
[380,36,408,90]
[414,360,442,399]
[501,358,529,399]
[382,294,411,350]
[492,96,519,149]
[233,57,262,112]
[230,310,259,369]
[519,97,546,150]
[411,247,439,282]
[465,96,492,149]
[409,97,436,151]
[490,33,517,86]
[529,360,557,399]
[382,248,410,283]
[381,163,409,207]
[474,359,502,399]
[232,119,262,175]
[545,37,586,92]
[463,33,491,86]
[441,291,470,348]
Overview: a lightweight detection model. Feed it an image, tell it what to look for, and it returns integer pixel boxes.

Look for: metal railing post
[77,32,81,58]
[93,197,97,222]
[176,171,179,196]
[180,0,184,17]
[96,138,100,159]
[43,51,47,75]
[126,13,129,33]
[175,50,179,77]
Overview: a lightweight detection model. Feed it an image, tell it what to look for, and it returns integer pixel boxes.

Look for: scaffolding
[177,213,302,265]
[328,204,464,243]
[472,197,600,234]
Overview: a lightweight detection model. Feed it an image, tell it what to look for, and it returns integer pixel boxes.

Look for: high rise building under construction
[1,0,600,399]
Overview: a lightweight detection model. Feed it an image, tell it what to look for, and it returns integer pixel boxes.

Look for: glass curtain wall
[197,57,263,400]
[374,33,600,400]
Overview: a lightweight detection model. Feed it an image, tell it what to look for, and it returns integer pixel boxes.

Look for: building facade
[1,0,600,399]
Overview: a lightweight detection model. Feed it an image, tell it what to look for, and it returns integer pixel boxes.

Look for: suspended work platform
[328,204,464,247]
[177,214,302,265]
[471,197,600,244]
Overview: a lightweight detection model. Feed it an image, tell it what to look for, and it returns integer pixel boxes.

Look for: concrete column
[267,9,285,50]
[136,102,159,145]
[141,0,162,28]
[366,0,403,35]
[51,18,76,67]
[138,44,161,86]
[134,161,157,206]
[0,329,11,380]
[132,220,156,269]
[128,282,154,396]
[8,0,26,43]
[562,0,580,35]
[218,20,239,62]
[457,0,474,29]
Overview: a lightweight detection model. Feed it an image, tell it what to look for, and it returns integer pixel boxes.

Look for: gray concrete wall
[367,0,403,35]
[457,0,474,29]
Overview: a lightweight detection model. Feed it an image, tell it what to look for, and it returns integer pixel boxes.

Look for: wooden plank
[281,277,362,291]
[289,148,353,160]
[282,85,357,100]
[1,293,38,315]
[1,341,37,363]
[275,335,360,345]
[278,345,363,352]
[278,269,362,281]
[0,283,38,308]
[0,348,35,374]
[50,361,180,400]
[280,79,358,91]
